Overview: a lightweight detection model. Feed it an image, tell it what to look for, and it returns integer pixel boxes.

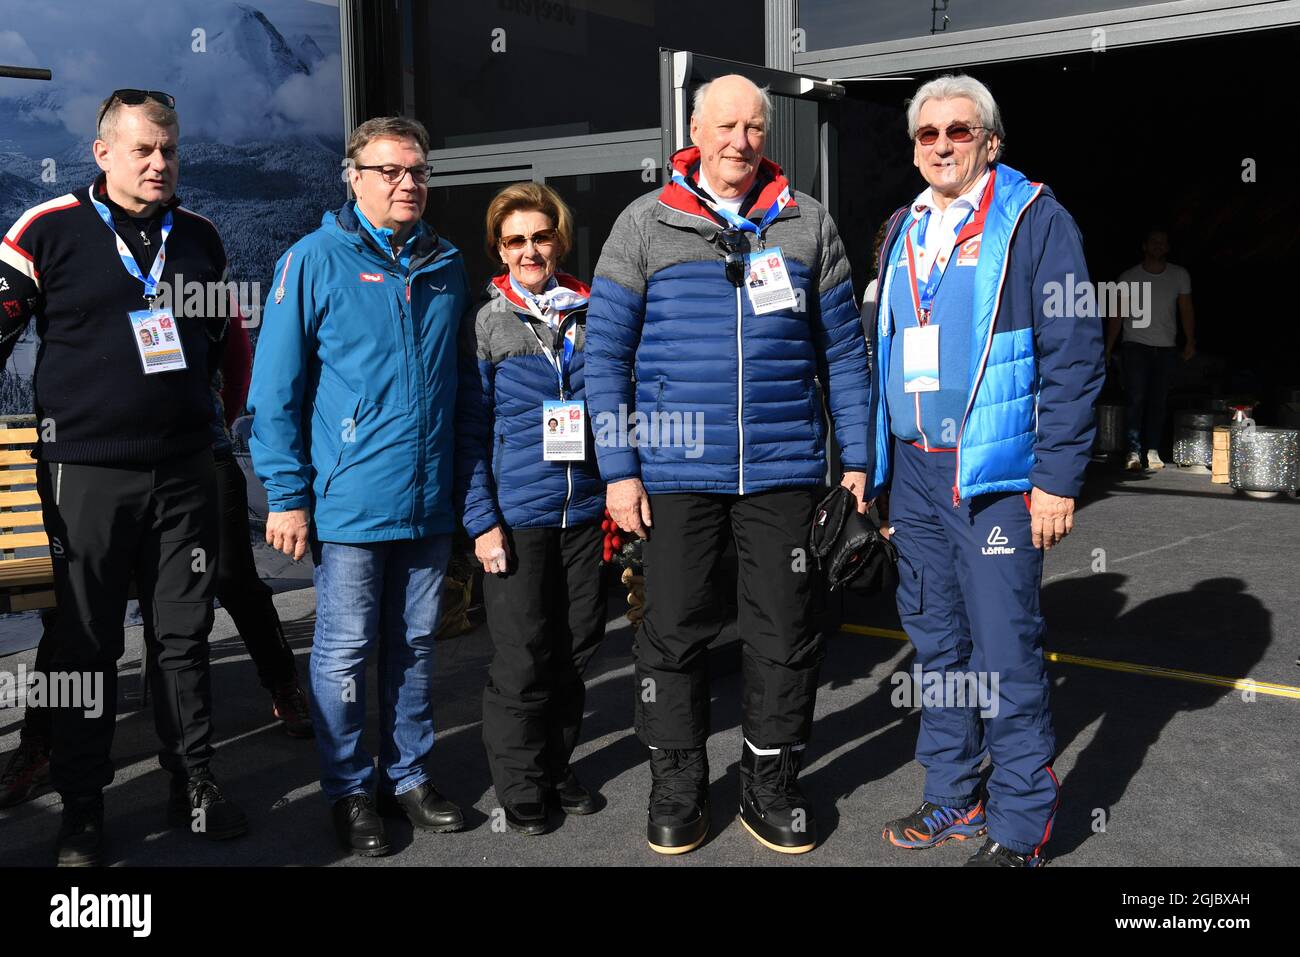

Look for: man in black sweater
[0,90,247,866]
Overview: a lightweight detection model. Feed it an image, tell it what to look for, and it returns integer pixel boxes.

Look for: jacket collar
[328,200,452,270]
[655,146,799,236]
[489,271,591,314]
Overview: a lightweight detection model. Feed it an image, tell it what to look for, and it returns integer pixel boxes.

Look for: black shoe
[55,794,104,868]
[646,747,709,855]
[333,793,391,857]
[553,768,599,815]
[376,781,465,832]
[739,741,817,854]
[166,771,248,840]
[0,734,51,809]
[503,802,549,835]
[270,681,314,739]
[964,837,1046,867]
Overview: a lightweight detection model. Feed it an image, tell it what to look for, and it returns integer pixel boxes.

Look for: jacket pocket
[492,431,505,486]
[808,377,826,444]
[321,393,362,499]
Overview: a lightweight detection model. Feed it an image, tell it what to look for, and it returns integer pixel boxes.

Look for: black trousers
[41,447,218,798]
[24,448,295,746]
[636,488,824,749]
[481,522,607,806]
[187,448,293,691]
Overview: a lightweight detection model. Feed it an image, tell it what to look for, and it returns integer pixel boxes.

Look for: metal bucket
[1229,427,1300,496]
[1093,403,1126,454]
[1172,412,1228,468]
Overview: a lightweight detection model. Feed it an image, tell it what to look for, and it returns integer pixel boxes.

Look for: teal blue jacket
[247,202,471,542]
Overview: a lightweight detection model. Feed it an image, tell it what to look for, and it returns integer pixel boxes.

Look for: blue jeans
[309,534,452,802]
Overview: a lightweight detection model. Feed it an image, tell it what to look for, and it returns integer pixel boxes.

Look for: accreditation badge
[542,399,586,461]
[902,324,940,393]
[744,246,799,315]
[128,308,188,374]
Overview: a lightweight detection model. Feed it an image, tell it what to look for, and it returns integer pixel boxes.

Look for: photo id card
[129,308,188,374]
[542,399,586,461]
[902,324,940,393]
[744,246,798,315]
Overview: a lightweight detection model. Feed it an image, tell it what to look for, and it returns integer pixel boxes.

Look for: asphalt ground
[1,463,1297,867]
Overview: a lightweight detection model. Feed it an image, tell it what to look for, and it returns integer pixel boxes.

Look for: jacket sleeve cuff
[267,493,311,513]
[1028,465,1084,499]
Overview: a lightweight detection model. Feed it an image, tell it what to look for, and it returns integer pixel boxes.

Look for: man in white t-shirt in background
[1105,228,1196,470]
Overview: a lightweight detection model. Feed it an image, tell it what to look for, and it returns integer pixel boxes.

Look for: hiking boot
[646,747,709,855]
[0,735,51,809]
[55,793,104,868]
[881,799,987,849]
[965,837,1045,867]
[553,767,599,815]
[166,770,249,840]
[739,741,817,854]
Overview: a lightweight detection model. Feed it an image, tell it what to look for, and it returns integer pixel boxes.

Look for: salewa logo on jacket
[359,272,383,283]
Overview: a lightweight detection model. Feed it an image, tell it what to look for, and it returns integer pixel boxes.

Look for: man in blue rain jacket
[248,117,471,858]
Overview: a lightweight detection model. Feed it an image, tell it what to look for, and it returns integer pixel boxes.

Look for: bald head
[689,74,771,199]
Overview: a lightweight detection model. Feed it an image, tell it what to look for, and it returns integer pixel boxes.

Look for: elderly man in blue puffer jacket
[585,74,871,857]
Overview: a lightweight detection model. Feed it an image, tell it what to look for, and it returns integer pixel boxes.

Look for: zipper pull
[952,484,961,508]
[405,283,410,303]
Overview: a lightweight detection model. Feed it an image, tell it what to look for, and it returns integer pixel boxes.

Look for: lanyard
[88,189,172,301]
[671,171,791,236]
[904,207,973,325]
[523,319,575,396]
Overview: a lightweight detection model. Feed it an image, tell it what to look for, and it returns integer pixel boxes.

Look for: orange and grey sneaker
[882,799,986,849]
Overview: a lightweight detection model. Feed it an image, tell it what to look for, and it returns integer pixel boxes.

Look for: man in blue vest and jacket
[248,117,471,857]
[870,76,1104,866]
[586,75,871,856]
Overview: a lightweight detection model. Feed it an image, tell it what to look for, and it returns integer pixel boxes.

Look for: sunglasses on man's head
[914,124,987,146]
[97,89,176,129]
[499,229,558,252]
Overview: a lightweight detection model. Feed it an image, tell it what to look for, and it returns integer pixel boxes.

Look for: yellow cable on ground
[840,623,1300,700]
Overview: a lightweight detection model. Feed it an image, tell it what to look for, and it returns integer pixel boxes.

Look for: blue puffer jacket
[585,148,870,495]
[247,202,470,543]
[455,272,605,539]
[868,163,1105,503]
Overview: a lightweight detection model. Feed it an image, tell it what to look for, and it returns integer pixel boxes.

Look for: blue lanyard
[906,207,973,319]
[88,189,172,301]
[671,172,791,236]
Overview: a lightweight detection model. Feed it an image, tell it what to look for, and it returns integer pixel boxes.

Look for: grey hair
[692,76,773,125]
[905,74,1004,160]
[96,96,178,143]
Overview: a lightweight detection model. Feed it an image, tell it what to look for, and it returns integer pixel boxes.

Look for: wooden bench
[0,415,54,614]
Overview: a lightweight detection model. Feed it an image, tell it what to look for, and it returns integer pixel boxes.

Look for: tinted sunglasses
[97,89,176,130]
[500,229,558,252]
[914,124,987,146]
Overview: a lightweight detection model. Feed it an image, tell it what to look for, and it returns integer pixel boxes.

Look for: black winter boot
[646,747,709,855]
[739,741,817,854]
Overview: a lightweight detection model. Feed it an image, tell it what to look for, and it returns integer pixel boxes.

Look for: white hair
[692,76,772,125]
[906,74,1004,160]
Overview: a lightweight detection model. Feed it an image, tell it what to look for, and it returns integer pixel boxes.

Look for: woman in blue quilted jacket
[454,183,608,834]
